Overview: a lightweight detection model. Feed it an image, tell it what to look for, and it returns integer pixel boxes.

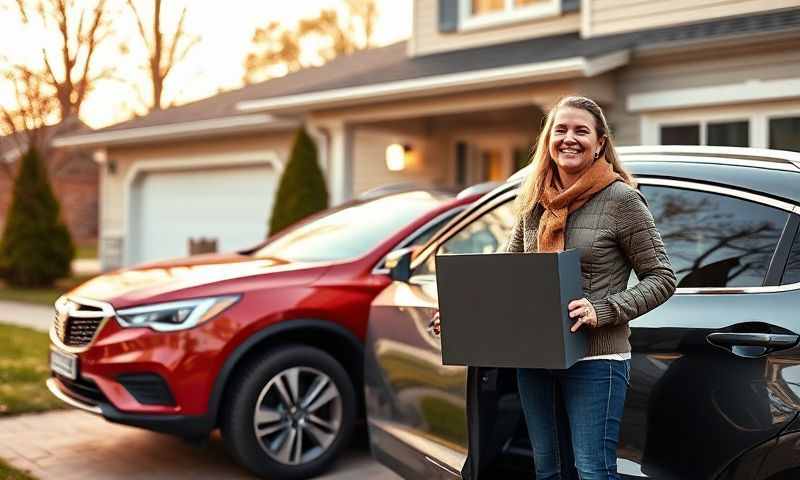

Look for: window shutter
[561,0,580,13]
[439,0,459,33]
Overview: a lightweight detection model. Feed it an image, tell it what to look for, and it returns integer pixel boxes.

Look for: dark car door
[364,190,518,479]
[366,177,800,480]
[618,178,800,479]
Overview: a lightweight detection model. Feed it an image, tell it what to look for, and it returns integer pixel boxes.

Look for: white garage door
[131,164,278,265]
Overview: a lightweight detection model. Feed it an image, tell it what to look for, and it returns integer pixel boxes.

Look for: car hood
[67,253,328,308]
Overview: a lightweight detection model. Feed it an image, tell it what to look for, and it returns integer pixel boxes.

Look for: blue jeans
[517,360,630,480]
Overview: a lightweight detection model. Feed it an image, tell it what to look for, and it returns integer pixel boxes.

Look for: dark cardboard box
[435,249,587,370]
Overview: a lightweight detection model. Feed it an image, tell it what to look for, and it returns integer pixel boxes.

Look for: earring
[593,152,600,159]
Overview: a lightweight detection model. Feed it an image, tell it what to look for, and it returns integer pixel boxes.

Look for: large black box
[435,249,587,370]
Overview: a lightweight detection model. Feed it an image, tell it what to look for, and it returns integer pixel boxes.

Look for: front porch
[306,78,616,203]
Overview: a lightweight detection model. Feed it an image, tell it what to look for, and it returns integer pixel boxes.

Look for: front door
[365,192,518,479]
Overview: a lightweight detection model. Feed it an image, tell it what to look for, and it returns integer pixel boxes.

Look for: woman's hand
[431,311,441,335]
[569,298,597,332]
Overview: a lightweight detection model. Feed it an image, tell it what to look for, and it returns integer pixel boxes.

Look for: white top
[576,352,631,362]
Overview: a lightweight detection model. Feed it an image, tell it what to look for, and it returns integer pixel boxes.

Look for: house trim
[237,51,630,113]
[628,77,800,113]
[580,0,591,38]
[54,114,300,148]
[118,152,283,267]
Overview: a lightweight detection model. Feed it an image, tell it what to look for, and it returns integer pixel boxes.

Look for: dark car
[365,146,800,480]
[45,185,497,480]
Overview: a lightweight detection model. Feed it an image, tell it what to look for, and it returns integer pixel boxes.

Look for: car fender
[207,318,364,424]
[716,413,800,480]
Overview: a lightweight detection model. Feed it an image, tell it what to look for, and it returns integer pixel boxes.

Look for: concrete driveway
[0,301,401,479]
[0,410,400,480]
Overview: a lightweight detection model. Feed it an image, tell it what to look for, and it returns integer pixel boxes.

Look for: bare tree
[6,0,112,121]
[125,0,200,111]
[0,64,58,180]
[244,0,378,84]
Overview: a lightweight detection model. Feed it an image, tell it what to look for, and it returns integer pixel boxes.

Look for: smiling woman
[506,95,676,479]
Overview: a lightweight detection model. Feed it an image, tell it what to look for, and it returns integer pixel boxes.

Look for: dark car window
[254,192,445,262]
[375,209,462,270]
[783,227,800,285]
[641,185,789,288]
[413,200,517,278]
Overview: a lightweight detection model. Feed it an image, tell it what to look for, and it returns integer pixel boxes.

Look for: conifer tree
[269,128,329,235]
[0,148,74,287]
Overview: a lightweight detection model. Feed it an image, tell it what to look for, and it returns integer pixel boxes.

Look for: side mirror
[385,247,415,283]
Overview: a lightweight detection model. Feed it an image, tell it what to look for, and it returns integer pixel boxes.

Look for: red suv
[46,186,490,479]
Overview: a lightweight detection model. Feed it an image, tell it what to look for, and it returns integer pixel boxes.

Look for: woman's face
[548,106,605,176]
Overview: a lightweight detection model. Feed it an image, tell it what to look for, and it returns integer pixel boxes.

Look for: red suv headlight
[115,295,240,332]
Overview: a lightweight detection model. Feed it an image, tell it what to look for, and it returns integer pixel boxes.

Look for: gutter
[237,50,630,113]
[53,114,301,149]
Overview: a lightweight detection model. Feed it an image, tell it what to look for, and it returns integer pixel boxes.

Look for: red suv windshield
[254,191,447,262]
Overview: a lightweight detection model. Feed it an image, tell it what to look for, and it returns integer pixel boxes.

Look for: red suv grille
[53,298,109,348]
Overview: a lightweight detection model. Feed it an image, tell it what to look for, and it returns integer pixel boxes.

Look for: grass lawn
[0,323,65,416]
[0,458,36,480]
[0,275,96,307]
[75,243,98,260]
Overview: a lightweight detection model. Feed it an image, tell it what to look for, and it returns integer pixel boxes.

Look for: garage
[129,163,279,265]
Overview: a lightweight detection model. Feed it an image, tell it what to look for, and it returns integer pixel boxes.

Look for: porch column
[326,122,354,206]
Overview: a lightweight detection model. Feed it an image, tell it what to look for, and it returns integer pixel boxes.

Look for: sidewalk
[0,257,100,333]
[0,300,52,332]
[0,410,399,480]
[72,259,101,277]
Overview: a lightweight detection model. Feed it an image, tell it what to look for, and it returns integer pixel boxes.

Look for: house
[54,0,800,271]
[1,119,99,246]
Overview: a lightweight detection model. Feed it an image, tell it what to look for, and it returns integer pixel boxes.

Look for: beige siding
[585,0,800,37]
[411,0,579,56]
[606,44,800,145]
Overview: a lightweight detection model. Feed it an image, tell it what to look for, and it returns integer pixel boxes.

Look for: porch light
[92,149,107,163]
[386,143,410,171]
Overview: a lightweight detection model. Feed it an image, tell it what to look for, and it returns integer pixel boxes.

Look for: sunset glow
[0,0,412,129]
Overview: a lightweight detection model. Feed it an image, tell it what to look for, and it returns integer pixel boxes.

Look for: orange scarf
[537,158,621,253]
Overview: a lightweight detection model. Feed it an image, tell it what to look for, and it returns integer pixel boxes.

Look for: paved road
[0,302,401,479]
[0,300,53,332]
[0,410,401,480]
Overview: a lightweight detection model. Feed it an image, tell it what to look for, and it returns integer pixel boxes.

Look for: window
[645,106,800,149]
[460,0,559,30]
[783,228,800,285]
[770,116,800,153]
[413,200,517,278]
[707,121,749,147]
[471,0,504,14]
[641,185,788,288]
[660,125,699,146]
[659,121,748,147]
[254,192,445,263]
[375,209,463,271]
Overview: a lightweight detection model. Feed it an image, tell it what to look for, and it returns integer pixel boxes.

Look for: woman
[507,96,677,479]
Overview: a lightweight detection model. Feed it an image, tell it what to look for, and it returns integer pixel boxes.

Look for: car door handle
[706,332,799,348]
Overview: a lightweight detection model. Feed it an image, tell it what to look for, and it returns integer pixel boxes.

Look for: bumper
[47,376,214,438]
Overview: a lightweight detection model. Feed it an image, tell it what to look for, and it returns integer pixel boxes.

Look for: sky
[0,0,412,128]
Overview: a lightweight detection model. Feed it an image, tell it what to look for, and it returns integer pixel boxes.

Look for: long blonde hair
[514,96,636,218]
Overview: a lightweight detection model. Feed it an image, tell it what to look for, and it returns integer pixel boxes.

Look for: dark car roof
[507,146,800,205]
[625,161,800,205]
